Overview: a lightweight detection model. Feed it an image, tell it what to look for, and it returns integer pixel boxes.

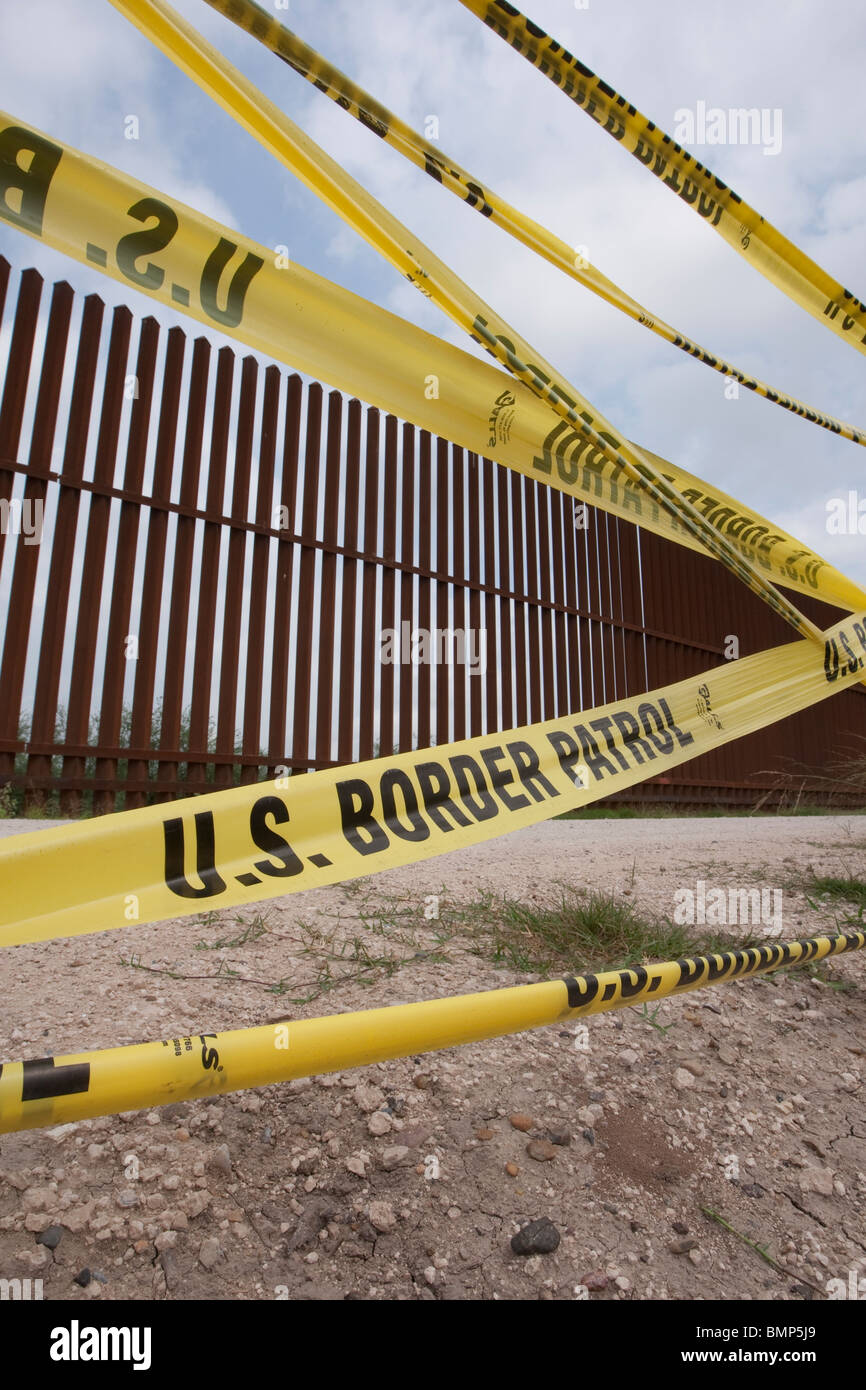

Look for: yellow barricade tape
[200,0,866,448]
[1,928,863,1133]
[1,112,862,619]
[106,0,824,647]
[2,608,865,950]
[459,0,866,357]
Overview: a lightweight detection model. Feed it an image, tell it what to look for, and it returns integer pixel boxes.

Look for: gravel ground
[0,813,864,1302]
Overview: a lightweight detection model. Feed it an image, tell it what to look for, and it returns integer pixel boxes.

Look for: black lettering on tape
[480,745,530,812]
[563,972,600,1009]
[840,629,861,676]
[380,768,430,841]
[704,951,737,983]
[116,197,179,290]
[249,795,304,876]
[449,753,499,821]
[572,723,617,779]
[611,710,656,763]
[415,760,473,831]
[562,974,580,1008]
[0,125,62,236]
[506,740,559,801]
[588,715,631,771]
[464,180,493,217]
[659,697,694,748]
[616,965,649,999]
[200,236,264,328]
[164,811,227,899]
[676,955,706,989]
[199,1034,220,1070]
[423,149,445,183]
[638,702,674,755]
[21,1057,90,1103]
[336,778,389,855]
[547,729,584,784]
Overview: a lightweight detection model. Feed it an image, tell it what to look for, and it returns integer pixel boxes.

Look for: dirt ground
[0,814,864,1302]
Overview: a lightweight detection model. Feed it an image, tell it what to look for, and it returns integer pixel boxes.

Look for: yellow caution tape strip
[200,0,866,448]
[2,607,865,950]
[0,21,864,1134]
[1,926,863,1133]
[106,0,824,647]
[459,0,866,357]
[2,111,862,619]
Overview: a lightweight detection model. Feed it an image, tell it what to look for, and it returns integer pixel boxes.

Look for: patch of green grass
[194,912,270,951]
[634,1000,677,1035]
[816,976,858,993]
[808,875,866,909]
[457,884,760,977]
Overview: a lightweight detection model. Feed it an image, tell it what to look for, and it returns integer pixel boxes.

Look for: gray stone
[799,1167,834,1196]
[208,1144,232,1178]
[354,1084,386,1113]
[511,1218,561,1256]
[367,1200,396,1233]
[198,1237,221,1270]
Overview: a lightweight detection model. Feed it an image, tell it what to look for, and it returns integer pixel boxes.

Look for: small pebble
[199,1237,221,1270]
[527,1139,557,1163]
[208,1144,232,1178]
[367,1201,396,1234]
[381,1146,409,1171]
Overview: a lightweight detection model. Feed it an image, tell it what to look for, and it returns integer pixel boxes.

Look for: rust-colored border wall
[0,259,862,812]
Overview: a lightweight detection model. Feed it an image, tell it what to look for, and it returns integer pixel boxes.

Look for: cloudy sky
[1,0,864,596]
